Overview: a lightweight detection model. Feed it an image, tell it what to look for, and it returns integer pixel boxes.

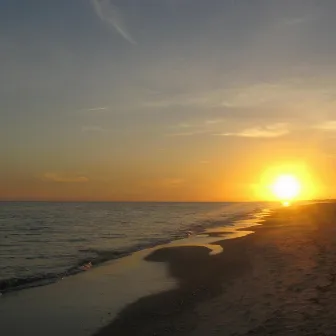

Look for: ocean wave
[0,274,59,293]
[0,205,269,294]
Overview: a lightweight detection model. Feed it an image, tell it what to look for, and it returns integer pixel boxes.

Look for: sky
[2,0,336,201]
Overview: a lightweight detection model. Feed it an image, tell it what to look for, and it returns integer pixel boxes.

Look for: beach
[0,204,266,336]
[2,202,336,335]
[95,202,336,335]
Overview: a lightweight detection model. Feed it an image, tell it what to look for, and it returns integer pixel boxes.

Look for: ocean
[0,201,270,294]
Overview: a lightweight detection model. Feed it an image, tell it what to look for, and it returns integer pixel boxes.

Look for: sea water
[0,201,270,293]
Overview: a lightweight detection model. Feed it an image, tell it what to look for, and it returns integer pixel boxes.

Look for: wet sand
[95,202,336,336]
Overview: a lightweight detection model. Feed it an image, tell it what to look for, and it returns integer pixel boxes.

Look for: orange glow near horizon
[1,156,324,202]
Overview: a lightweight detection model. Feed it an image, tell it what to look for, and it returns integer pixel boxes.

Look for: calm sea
[0,201,269,293]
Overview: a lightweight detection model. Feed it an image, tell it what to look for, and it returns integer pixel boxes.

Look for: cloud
[86,106,108,112]
[218,123,289,138]
[175,123,193,128]
[76,106,108,113]
[91,0,137,45]
[145,84,296,110]
[167,118,225,136]
[220,83,320,110]
[281,16,311,27]
[314,121,336,131]
[277,5,319,29]
[138,178,185,191]
[42,173,89,183]
[144,81,336,121]
[205,119,224,125]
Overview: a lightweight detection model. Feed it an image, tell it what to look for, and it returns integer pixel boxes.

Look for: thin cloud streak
[87,106,108,112]
[42,173,89,183]
[91,0,137,45]
[314,121,336,131]
[144,81,336,119]
[76,106,109,113]
[167,119,226,136]
[218,123,290,138]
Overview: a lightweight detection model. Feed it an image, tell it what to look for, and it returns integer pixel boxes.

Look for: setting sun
[271,175,301,201]
[255,162,318,202]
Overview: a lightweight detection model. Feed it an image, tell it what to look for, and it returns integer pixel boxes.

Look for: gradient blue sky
[2,0,336,201]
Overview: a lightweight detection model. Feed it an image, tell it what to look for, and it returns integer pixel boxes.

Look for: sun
[257,163,317,203]
[271,174,301,201]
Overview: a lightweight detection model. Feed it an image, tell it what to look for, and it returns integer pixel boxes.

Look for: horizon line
[0,199,323,203]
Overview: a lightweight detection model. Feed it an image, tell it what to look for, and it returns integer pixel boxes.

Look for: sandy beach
[95,202,336,336]
[2,202,336,336]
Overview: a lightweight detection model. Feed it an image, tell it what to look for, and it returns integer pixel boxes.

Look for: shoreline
[94,202,336,335]
[94,224,260,336]
[0,203,268,295]
[0,206,269,336]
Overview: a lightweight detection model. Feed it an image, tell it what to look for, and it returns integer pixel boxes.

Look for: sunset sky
[2,0,336,201]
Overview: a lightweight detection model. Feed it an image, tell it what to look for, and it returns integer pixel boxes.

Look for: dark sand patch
[94,236,252,336]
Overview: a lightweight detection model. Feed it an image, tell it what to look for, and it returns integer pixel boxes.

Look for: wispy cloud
[218,123,290,138]
[138,178,185,191]
[167,118,225,136]
[277,9,318,29]
[76,106,108,113]
[91,0,137,45]
[86,106,108,112]
[42,172,89,183]
[205,119,224,125]
[175,123,193,128]
[281,16,311,27]
[219,83,323,110]
[144,81,336,120]
[314,121,336,131]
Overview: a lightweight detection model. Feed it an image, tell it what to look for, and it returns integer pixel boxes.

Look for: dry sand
[95,202,336,336]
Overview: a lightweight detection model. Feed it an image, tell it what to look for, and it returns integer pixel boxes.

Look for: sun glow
[256,162,317,202]
[271,174,301,201]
